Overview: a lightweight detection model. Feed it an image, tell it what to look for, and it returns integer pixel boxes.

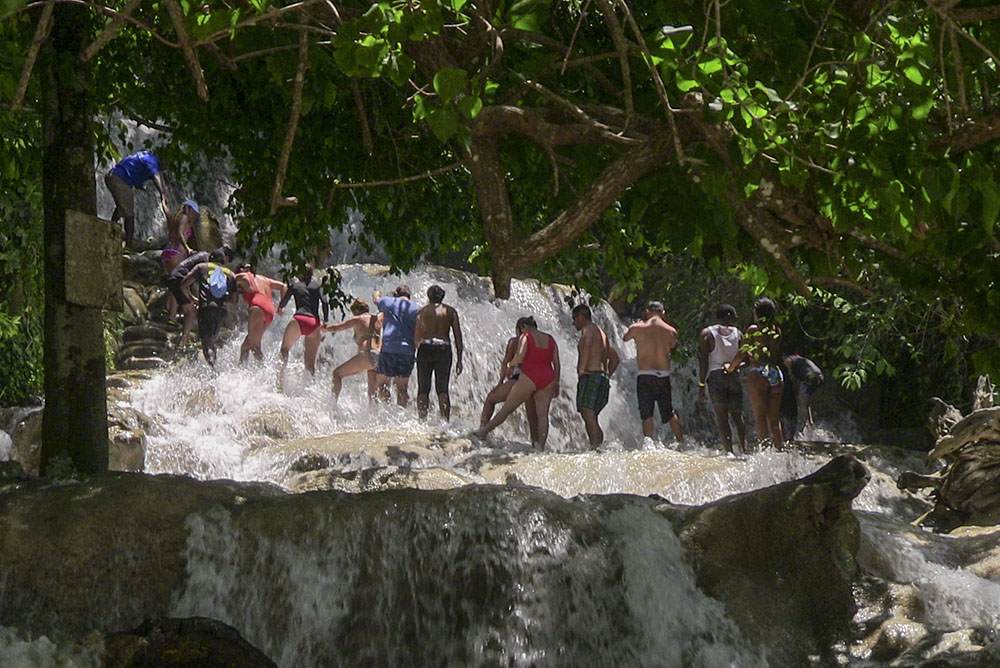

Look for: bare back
[415,303,458,342]
[624,318,678,371]
[578,322,611,374]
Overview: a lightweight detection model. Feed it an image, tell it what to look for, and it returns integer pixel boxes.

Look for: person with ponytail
[724,297,784,449]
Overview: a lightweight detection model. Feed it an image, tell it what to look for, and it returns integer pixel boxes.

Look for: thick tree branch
[81,0,140,62]
[934,114,1000,155]
[11,0,53,110]
[270,26,311,215]
[164,0,209,101]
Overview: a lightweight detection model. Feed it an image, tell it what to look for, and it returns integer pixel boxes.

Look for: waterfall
[169,487,767,668]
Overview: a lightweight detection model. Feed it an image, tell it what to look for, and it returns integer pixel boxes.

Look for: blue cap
[183,199,200,215]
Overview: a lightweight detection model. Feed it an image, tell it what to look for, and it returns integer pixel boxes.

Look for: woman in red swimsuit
[235,263,287,363]
[475,316,560,447]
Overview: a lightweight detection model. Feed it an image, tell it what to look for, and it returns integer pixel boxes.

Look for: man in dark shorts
[167,246,234,346]
[572,303,620,447]
[413,285,463,420]
[373,285,419,407]
[623,301,684,442]
[179,248,238,366]
[698,304,747,453]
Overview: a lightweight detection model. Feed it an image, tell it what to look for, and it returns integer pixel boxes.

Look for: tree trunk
[39,5,108,474]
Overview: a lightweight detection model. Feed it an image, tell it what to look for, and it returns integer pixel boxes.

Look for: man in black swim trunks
[413,285,464,421]
[623,301,684,442]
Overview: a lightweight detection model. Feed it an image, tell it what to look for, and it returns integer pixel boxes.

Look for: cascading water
[6,260,1000,667]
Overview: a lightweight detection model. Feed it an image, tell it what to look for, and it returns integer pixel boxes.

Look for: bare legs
[240,307,267,363]
[747,372,784,448]
[480,379,540,443]
[642,414,684,442]
[332,353,376,401]
[580,408,603,447]
[476,376,555,447]
[711,401,747,453]
[279,319,323,385]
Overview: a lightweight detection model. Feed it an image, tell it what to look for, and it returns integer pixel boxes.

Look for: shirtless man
[572,304,620,446]
[325,298,382,402]
[413,285,464,420]
[623,301,684,442]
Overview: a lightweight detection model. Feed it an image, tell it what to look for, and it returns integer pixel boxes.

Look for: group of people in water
[108,149,824,452]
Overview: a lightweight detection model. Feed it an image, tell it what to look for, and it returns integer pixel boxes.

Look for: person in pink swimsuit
[475,316,560,447]
[235,263,287,363]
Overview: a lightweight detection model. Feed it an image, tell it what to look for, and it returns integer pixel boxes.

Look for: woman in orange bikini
[235,263,287,363]
[475,316,560,448]
[324,298,382,402]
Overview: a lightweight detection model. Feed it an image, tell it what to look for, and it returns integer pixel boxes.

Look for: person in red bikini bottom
[475,316,561,448]
[277,264,329,385]
[235,263,287,364]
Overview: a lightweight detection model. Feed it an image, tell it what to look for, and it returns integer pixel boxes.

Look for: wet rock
[118,342,171,361]
[288,465,471,493]
[921,443,1000,532]
[123,324,169,343]
[670,454,870,668]
[0,460,26,480]
[927,397,963,442]
[11,409,43,476]
[109,427,146,472]
[927,407,1000,464]
[122,253,164,285]
[103,616,278,668]
[120,356,169,371]
[122,287,149,325]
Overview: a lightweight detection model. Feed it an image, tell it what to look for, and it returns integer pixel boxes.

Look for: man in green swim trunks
[572,304,620,447]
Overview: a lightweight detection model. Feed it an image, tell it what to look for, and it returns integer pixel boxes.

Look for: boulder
[103,617,278,668]
[927,406,1000,464]
[121,253,165,285]
[670,455,870,667]
[122,287,149,325]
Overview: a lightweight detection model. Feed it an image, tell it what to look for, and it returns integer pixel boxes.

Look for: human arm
[413,310,425,349]
[623,322,637,342]
[151,172,169,219]
[451,308,464,376]
[551,337,561,397]
[179,265,202,304]
[576,328,591,376]
[698,328,712,402]
[606,343,620,376]
[499,337,518,381]
[277,280,294,313]
[325,314,361,333]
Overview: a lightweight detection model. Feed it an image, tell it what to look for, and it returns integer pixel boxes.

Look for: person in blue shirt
[104,150,170,248]
[371,285,419,407]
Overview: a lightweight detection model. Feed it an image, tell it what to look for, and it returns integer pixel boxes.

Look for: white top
[707,324,741,372]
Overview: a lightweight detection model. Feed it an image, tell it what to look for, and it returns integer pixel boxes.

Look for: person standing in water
[234,263,287,364]
[476,316,560,448]
[278,264,329,384]
[479,317,540,443]
[167,245,234,347]
[783,353,824,437]
[623,301,684,442]
[413,285,464,421]
[724,297,784,449]
[179,248,238,367]
[162,200,199,324]
[698,304,747,453]
[572,304,620,447]
[325,298,382,402]
[373,285,420,407]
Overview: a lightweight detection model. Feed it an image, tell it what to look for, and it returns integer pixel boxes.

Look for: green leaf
[456,95,482,120]
[982,179,1000,235]
[433,68,467,103]
[425,108,461,142]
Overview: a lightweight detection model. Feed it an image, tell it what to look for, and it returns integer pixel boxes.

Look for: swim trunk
[576,371,610,414]
[294,314,321,336]
[377,350,415,378]
[416,341,452,396]
[637,373,675,422]
[746,364,784,387]
[707,368,742,406]
[197,305,226,343]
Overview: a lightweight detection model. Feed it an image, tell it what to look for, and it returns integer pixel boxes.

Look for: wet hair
[427,285,445,304]
[350,298,368,315]
[218,245,235,262]
[753,297,776,323]
[716,303,737,322]
[519,316,538,330]
[515,316,532,332]
[394,284,411,298]
[572,304,592,320]
[237,262,253,273]
[646,300,665,313]
[209,249,226,263]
